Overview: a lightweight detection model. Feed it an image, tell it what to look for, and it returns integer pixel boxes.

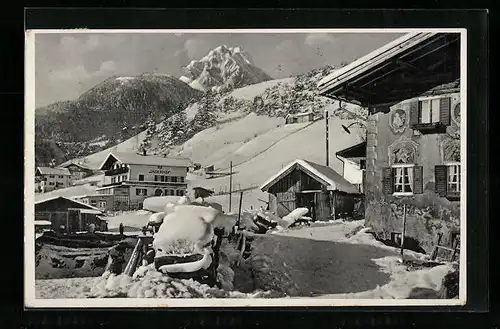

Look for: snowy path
[242,224,396,296]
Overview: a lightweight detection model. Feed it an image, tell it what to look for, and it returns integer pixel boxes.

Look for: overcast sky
[34,32,403,108]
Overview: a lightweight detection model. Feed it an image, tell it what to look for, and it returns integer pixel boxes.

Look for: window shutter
[435,165,448,197]
[413,165,424,194]
[382,167,394,195]
[439,97,451,126]
[409,100,419,128]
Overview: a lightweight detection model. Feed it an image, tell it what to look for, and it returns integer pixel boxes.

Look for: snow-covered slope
[185,117,364,194]
[181,45,272,92]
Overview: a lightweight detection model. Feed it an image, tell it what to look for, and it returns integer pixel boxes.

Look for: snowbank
[106,211,152,230]
[143,196,182,212]
[317,256,455,299]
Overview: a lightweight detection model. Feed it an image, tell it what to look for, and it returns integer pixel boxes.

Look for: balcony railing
[126,180,188,186]
[104,167,129,176]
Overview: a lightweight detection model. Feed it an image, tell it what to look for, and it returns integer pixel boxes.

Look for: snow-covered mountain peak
[180,45,272,92]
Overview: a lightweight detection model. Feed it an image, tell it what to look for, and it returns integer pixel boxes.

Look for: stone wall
[364,91,461,254]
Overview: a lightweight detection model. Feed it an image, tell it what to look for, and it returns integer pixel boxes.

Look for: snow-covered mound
[182,45,272,92]
[143,196,183,212]
[179,75,192,84]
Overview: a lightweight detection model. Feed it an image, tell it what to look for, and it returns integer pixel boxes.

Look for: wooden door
[67,209,80,233]
[314,192,332,221]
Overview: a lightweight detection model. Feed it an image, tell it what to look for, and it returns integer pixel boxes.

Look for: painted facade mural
[389,108,408,134]
[364,86,461,254]
[388,136,419,165]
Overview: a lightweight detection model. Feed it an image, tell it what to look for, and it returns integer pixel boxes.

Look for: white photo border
[24,28,467,308]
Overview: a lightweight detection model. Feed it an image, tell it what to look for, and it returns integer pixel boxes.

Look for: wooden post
[237,191,244,228]
[66,211,69,233]
[78,212,83,232]
[401,203,407,262]
[229,161,233,212]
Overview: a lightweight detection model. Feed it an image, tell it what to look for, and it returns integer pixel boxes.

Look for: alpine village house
[35,167,72,192]
[96,151,192,210]
[317,32,461,255]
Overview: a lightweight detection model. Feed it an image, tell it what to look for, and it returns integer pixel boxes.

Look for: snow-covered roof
[34,220,52,226]
[286,111,314,118]
[36,167,71,176]
[58,161,94,170]
[71,194,111,199]
[260,159,359,194]
[98,152,192,170]
[79,209,103,214]
[35,196,103,212]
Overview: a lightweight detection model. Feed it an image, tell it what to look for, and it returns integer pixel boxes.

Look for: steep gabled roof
[34,196,102,212]
[36,167,71,176]
[98,152,192,170]
[260,159,359,194]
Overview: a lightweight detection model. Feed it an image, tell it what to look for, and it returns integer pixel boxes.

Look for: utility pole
[229,161,233,212]
[325,109,329,167]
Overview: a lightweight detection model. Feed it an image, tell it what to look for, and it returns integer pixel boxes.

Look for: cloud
[183,39,212,59]
[304,33,337,47]
[99,60,117,72]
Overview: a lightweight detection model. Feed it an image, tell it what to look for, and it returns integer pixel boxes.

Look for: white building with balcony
[95,152,192,208]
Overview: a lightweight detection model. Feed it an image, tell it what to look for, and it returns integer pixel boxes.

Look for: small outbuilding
[260,159,363,221]
[285,111,315,125]
[35,196,108,233]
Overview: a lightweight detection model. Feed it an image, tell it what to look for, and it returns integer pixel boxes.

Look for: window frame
[136,188,148,196]
[391,163,415,197]
[446,161,461,194]
[418,97,441,124]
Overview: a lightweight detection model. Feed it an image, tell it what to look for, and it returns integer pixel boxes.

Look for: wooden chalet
[35,196,108,233]
[260,159,362,221]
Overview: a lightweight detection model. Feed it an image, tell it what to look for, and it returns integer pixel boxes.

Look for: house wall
[40,174,70,191]
[76,195,114,212]
[341,158,364,186]
[365,91,461,254]
[66,165,94,181]
[128,164,188,182]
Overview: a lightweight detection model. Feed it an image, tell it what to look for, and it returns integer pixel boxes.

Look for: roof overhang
[318,32,460,113]
[336,141,367,159]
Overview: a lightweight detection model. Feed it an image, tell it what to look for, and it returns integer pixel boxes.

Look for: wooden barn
[35,196,108,233]
[260,159,362,221]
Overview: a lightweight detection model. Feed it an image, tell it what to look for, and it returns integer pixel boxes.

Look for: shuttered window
[435,163,460,200]
[409,96,452,131]
[382,164,423,196]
